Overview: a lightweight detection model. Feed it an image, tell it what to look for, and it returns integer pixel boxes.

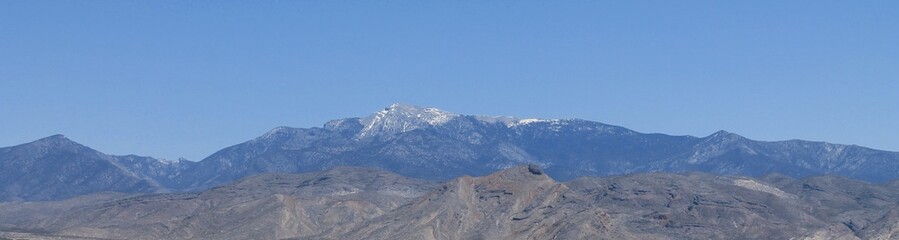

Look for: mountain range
[2,103,899,201]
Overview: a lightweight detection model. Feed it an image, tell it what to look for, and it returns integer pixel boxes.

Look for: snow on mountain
[474,115,563,128]
[351,103,573,138]
[356,103,460,138]
[7,103,899,201]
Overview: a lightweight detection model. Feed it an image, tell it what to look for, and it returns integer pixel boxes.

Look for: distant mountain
[3,166,899,239]
[4,103,899,200]
[174,103,899,190]
[0,135,193,201]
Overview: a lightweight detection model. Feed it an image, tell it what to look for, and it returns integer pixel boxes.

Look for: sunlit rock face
[4,167,899,240]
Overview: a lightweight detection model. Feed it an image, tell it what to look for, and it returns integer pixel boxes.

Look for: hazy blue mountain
[0,135,192,201]
[173,103,899,190]
[4,103,899,200]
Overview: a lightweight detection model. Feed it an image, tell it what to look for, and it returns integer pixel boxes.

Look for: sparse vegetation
[2,166,899,239]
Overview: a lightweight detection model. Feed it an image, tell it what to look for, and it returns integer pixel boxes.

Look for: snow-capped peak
[357,103,460,138]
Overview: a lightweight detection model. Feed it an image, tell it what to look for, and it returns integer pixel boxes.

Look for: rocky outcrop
[336,165,630,239]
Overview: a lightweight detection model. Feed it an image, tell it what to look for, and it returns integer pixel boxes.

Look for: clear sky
[1,1,897,160]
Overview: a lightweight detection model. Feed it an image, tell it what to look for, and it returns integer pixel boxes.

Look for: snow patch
[259,126,293,140]
[506,118,563,127]
[475,116,519,125]
[158,157,190,165]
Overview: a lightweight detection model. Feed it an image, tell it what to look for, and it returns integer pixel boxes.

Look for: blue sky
[1,1,897,160]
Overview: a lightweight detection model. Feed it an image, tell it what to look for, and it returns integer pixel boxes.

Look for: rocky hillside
[3,166,899,239]
[334,165,631,239]
[0,167,434,240]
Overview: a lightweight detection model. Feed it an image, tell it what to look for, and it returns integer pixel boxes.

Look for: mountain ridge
[0,135,194,201]
[186,104,899,185]
[3,103,899,201]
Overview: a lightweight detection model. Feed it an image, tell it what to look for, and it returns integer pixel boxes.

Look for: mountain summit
[0,135,194,201]
[357,103,460,139]
[0,135,156,201]
[24,134,84,152]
